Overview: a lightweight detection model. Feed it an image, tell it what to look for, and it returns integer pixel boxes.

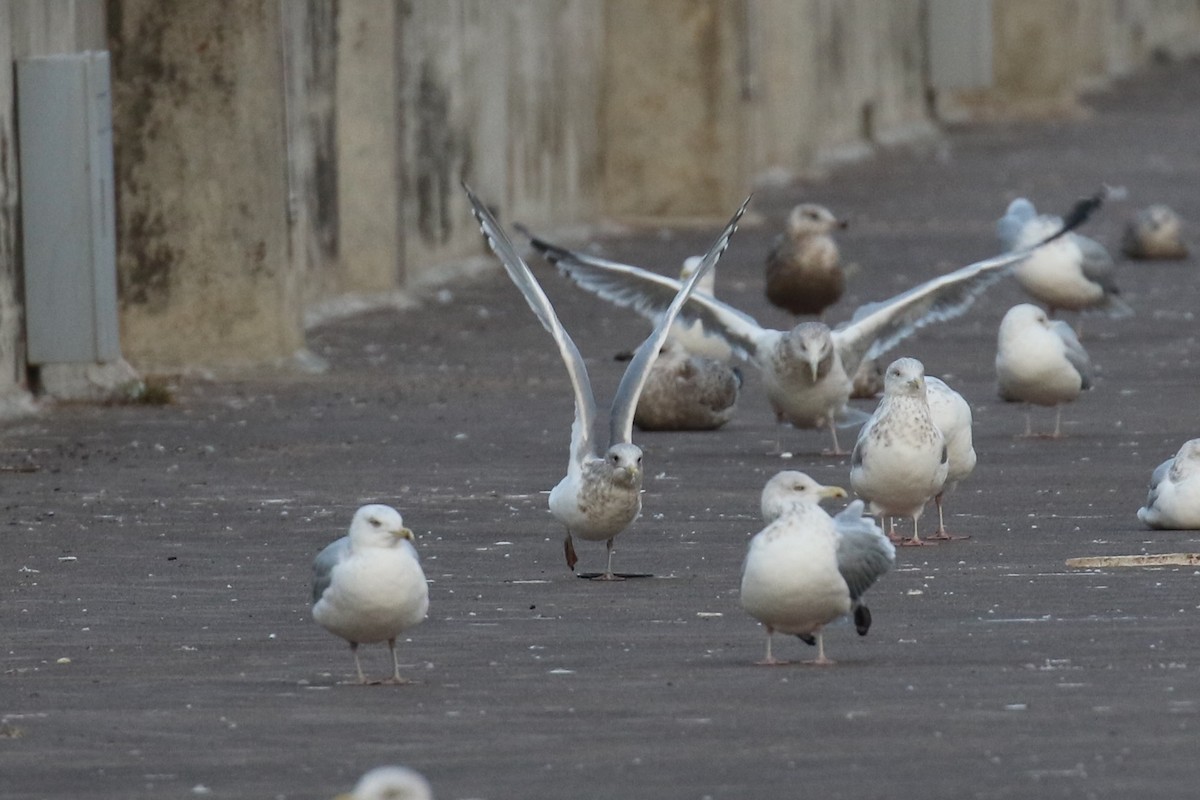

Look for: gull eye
[369,517,381,528]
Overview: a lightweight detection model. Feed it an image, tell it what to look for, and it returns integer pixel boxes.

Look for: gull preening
[850,358,949,546]
[997,196,1131,318]
[742,471,894,665]
[925,376,977,540]
[1121,204,1188,260]
[1137,439,1200,529]
[465,184,750,579]
[527,195,1100,454]
[764,203,848,317]
[995,303,1093,438]
[312,505,429,684]
[334,766,433,800]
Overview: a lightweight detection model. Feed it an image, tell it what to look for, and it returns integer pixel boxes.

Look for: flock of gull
[309,180,1194,795]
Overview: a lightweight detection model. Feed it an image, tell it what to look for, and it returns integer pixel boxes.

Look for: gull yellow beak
[818,485,848,500]
[394,527,414,542]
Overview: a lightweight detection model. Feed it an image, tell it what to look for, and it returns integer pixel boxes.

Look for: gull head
[335,765,433,800]
[348,504,414,549]
[786,322,835,382]
[998,303,1049,340]
[786,203,847,238]
[761,470,848,522]
[1177,439,1200,468]
[883,357,927,398]
[605,443,643,488]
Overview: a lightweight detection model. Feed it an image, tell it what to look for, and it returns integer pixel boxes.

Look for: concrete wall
[4,0,1200,382]
[106,0,301,370]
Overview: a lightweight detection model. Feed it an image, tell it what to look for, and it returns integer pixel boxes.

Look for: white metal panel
[928,0,994,90]
[17,50,121,364]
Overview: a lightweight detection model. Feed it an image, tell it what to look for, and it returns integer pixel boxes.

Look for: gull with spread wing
[526,194,1103,455]
[465,185,750,579]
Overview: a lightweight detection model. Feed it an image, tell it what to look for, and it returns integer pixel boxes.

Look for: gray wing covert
[833,500,895,602]
[312,536,350,605]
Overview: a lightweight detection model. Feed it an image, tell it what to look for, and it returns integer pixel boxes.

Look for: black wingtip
[796,633,816,646]
[1038,187,1107,246]
[853,603,872,636]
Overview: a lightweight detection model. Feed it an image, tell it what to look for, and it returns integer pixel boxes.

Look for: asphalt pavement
[4,58,1200,800]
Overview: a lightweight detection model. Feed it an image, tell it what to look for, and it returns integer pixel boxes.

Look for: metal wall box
[17,51,121,365]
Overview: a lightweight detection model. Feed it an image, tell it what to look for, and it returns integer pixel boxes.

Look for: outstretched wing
[835,193,1106,376]
[833,500,895,602]
[607,195,752,445]
[312,536,350,605]
[465,184,599,465]
[525,220,770,366]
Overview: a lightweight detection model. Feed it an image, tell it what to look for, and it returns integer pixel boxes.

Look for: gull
[312,505,429,685]
[764,203,848,317]
[995,303,1093,438]
[633,339,742,431]
[1137,439,1200,529]
[526,194,1101,455]
[334,766,433,800]
[742,471,894,665]
[997,196,1131,318]
[669,254,735,362]
[924,376,976,540]
[466,185,750,579]
[850,358,949,546]
[1121,204,1188,260]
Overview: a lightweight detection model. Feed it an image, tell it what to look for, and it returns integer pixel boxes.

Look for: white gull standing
[527,195,1102,455]
[850,358,949,546]
[995,303,1093,438]
[312,504,429,684]
[742,471,894,665]
[466,185,750,579]
[1137,439,1200,530]
[924,376,977,540]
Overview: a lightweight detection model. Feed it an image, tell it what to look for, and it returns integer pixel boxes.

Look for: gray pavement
[5,58,1200,800]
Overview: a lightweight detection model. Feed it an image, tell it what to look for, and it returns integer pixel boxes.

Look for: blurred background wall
[1,0,1199,395]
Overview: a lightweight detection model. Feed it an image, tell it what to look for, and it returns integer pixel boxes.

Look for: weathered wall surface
[106,0,301,370]
[5,0,1200,380]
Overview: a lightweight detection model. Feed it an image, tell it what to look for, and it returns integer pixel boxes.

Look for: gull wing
[1050,320,1094,390]
[527,229,769,366]
[835,192,1106,377]
[312,536,350,604]
[607,195,752,445]
[465,184,599,464]
[833,500,895,602]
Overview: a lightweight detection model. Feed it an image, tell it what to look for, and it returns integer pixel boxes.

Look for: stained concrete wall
[5,0,1200,381]
[106,0,301,370]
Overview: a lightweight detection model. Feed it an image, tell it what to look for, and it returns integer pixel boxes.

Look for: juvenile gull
[850,358,948,546]
[1137,439,1200,530]
[764,203,848,317]
[633,339,742,431]
[466,185,750,579]
[1122,204,1188,260]
[742,471,894,665]
[335,766,433,800]
[925,376,976,540]
[997,197,1131,318]
[527,194,1100,454]
[995,303,1093,438]
[312,504,429,684]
